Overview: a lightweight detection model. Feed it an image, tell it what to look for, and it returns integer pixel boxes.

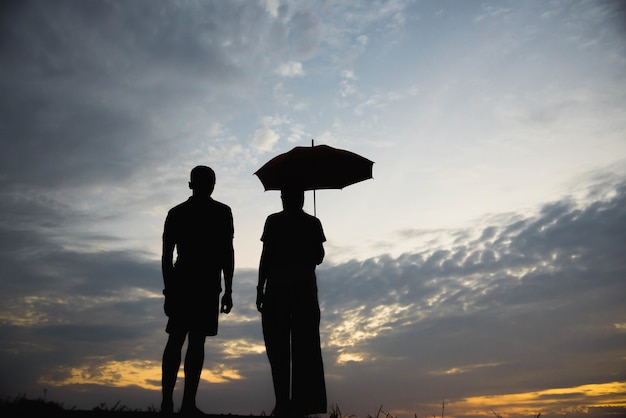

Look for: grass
[1,393,68,413]
[1,395,544,418]
[1,397,355,417]
[0,394,160,416]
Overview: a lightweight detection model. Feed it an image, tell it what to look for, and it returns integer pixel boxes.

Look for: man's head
[189,165,216,196]
[281,187,305,212]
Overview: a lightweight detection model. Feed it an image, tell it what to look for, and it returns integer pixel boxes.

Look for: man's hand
[256,287,264,313]
[220,292,233,314]
[163,289,183,317]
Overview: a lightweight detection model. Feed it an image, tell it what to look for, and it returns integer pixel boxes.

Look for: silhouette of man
[256,188,327,416]
[161,165,234,415]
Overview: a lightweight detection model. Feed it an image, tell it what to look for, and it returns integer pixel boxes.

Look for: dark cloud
[0,170,624,415]
[0,0,245,83]
[0,0,275,188]
[313,177,626,414]
[0,171,624,414]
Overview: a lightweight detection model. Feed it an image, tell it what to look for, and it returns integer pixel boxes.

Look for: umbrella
[254,142,374,214]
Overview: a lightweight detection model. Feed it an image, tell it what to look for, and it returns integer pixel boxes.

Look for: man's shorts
[165,291,221,336]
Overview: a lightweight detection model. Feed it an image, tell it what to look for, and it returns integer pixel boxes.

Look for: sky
[1,1,625,417]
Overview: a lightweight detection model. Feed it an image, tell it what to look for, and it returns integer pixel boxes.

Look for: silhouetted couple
[160,166,326,416]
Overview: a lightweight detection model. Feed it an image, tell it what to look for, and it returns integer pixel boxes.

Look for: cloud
[5,174,624,416]
[252,127,280,152]
[276,61,304,77]
[0,0,283,189]
[312,177,626,414]
[339,70,358,99]
[341,70,357,80]
[263,0,282,19]
[0,2,201,183]
[287,10,322,59]
[251,115,289,152]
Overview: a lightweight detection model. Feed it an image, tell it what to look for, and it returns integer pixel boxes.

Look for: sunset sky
[1,1,625,417]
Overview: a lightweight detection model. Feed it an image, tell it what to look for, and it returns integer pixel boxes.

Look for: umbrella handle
[312,139,316,217]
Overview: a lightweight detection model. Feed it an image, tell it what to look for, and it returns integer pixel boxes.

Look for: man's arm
[161,219,177,317]
[220,240,234,314]
[162,230,176,290]
[222,244,234,293]
[220,209,235,314]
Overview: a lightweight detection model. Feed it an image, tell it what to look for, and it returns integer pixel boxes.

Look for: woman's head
[281,187,305,211]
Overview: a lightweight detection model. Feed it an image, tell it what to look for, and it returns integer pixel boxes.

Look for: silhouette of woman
[256,187,327,416]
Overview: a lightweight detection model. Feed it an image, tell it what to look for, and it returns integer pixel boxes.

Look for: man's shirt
[164,196,234,287]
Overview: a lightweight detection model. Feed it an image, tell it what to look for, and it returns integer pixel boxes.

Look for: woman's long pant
[262,285,327,414]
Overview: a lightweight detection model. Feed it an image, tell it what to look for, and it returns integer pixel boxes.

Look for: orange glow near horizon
[434,381,626,418]
[39,359,242,390]
[37,359,625,418]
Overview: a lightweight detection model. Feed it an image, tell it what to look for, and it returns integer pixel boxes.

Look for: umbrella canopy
[254,144,374,191]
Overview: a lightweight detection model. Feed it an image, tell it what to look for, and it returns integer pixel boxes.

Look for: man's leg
[181,332,206,413]
[162,330,187,413]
